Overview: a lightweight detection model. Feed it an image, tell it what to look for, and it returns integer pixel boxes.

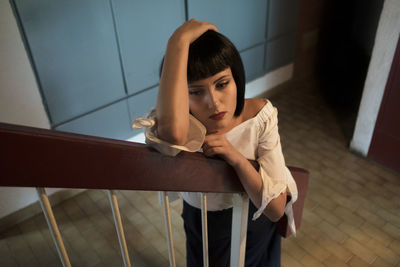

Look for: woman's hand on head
[202,134,243,166]
[169,19,218,46]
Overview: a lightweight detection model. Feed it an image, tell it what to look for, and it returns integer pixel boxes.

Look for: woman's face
[188,67,237,134]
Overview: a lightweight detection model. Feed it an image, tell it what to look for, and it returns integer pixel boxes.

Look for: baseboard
[245,63,294,98]
[0,188,85,233]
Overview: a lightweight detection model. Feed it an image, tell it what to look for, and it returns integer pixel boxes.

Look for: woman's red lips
[209,112,226,120]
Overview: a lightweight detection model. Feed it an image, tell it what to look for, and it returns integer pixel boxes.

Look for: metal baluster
[200,193,209,267]
[230,194,249,267]
[161,192,176,267]
[36,187,71,267]
[108,190,131,267]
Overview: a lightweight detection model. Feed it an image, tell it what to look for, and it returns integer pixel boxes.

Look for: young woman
[134,19,297,267]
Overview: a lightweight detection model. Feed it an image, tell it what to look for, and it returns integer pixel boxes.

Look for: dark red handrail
[0,122,249,192]
[0,122,308,237]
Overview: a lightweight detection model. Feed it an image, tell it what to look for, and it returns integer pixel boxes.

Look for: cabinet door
[55,100,132,140]
[112,0,186,94]
[127,86,158,137]
[14,0,126,125]
[265,32,297,72]
[241,45,265,81]
[368,35,400,173]
[127,87,158,121]
[267,0,300,40]
[188,0,268,51]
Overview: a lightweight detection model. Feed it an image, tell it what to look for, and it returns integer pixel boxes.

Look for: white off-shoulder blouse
[132,99,298,235]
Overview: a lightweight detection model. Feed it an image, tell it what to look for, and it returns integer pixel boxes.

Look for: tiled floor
[1,79,400,266]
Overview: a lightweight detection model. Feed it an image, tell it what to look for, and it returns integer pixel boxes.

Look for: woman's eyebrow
[213,75,229,84]
[188,84,203,88]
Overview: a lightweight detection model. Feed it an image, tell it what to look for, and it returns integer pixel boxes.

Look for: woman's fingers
[203,134,242,166]
[171,19,218,45]
[203,134,229,156]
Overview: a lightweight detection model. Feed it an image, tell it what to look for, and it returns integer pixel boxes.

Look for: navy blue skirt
[182,200,281,267]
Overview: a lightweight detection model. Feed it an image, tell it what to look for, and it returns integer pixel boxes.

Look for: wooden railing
[0,122,308,267]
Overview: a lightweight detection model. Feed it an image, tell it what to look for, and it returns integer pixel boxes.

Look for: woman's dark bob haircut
[187,30,246,116]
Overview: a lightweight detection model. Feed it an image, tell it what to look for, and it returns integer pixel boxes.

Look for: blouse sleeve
[132,110,206,156]
[253,101,298,235]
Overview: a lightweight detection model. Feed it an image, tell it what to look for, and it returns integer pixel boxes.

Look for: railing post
[108,190,131,267]
[230,193,249,267]
[161,192,176,267]
[200,193,209,267]
[36,187,71,267]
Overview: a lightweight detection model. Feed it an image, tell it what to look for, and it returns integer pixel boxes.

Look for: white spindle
[200,193,209,267]
[161,192,177,267]
[36,187,71,267]
[230,193,249,267]
[108,190,131,267]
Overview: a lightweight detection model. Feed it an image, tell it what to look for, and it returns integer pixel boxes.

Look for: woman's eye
[189,90,202,96]
[216,81,229,89]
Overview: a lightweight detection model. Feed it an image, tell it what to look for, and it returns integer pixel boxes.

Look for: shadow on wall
[317,0,384,143]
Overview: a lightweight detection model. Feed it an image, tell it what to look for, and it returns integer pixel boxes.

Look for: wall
[0,0,61,219]
[351,0,400,155]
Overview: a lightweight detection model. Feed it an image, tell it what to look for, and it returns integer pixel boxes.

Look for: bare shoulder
[242,98,267,120]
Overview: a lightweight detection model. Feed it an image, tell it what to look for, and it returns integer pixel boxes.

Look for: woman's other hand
[202,133,243,166]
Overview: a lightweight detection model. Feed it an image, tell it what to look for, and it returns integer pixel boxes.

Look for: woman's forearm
[156,20,218,145]
[156,37,190,145]
[232,156,287,222]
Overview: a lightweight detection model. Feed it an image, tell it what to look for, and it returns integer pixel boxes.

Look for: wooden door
[368,34,400,173]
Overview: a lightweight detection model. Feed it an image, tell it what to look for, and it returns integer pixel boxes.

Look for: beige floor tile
[360,222,393,246]
[316,236,353,262]
[338,222,371,244]
[371,256,397,267]
[282,239,308,261]
[300,254,326,267]
[297,235,331,262]
[282,251,305,267]
[4,226,40,266]
[383,223,400,240]
[389,239,400,257]
[317,220,349,243]
[333,206,365,227]
[323,254,351,267]
[343,238,376,264]
[302,208,323,226]
[304,197,318,210]
[364,238,399,265]
[298,221,324,241]
[313,206,342,226]
[376,208,400,228]
[18,219,58,266]
[347,255,373,267]
[308,192,338,211]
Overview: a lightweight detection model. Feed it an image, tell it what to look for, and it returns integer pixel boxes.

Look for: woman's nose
[206,90,218,109]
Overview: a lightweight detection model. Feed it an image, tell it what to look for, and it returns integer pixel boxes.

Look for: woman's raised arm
[156,19,217,145]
